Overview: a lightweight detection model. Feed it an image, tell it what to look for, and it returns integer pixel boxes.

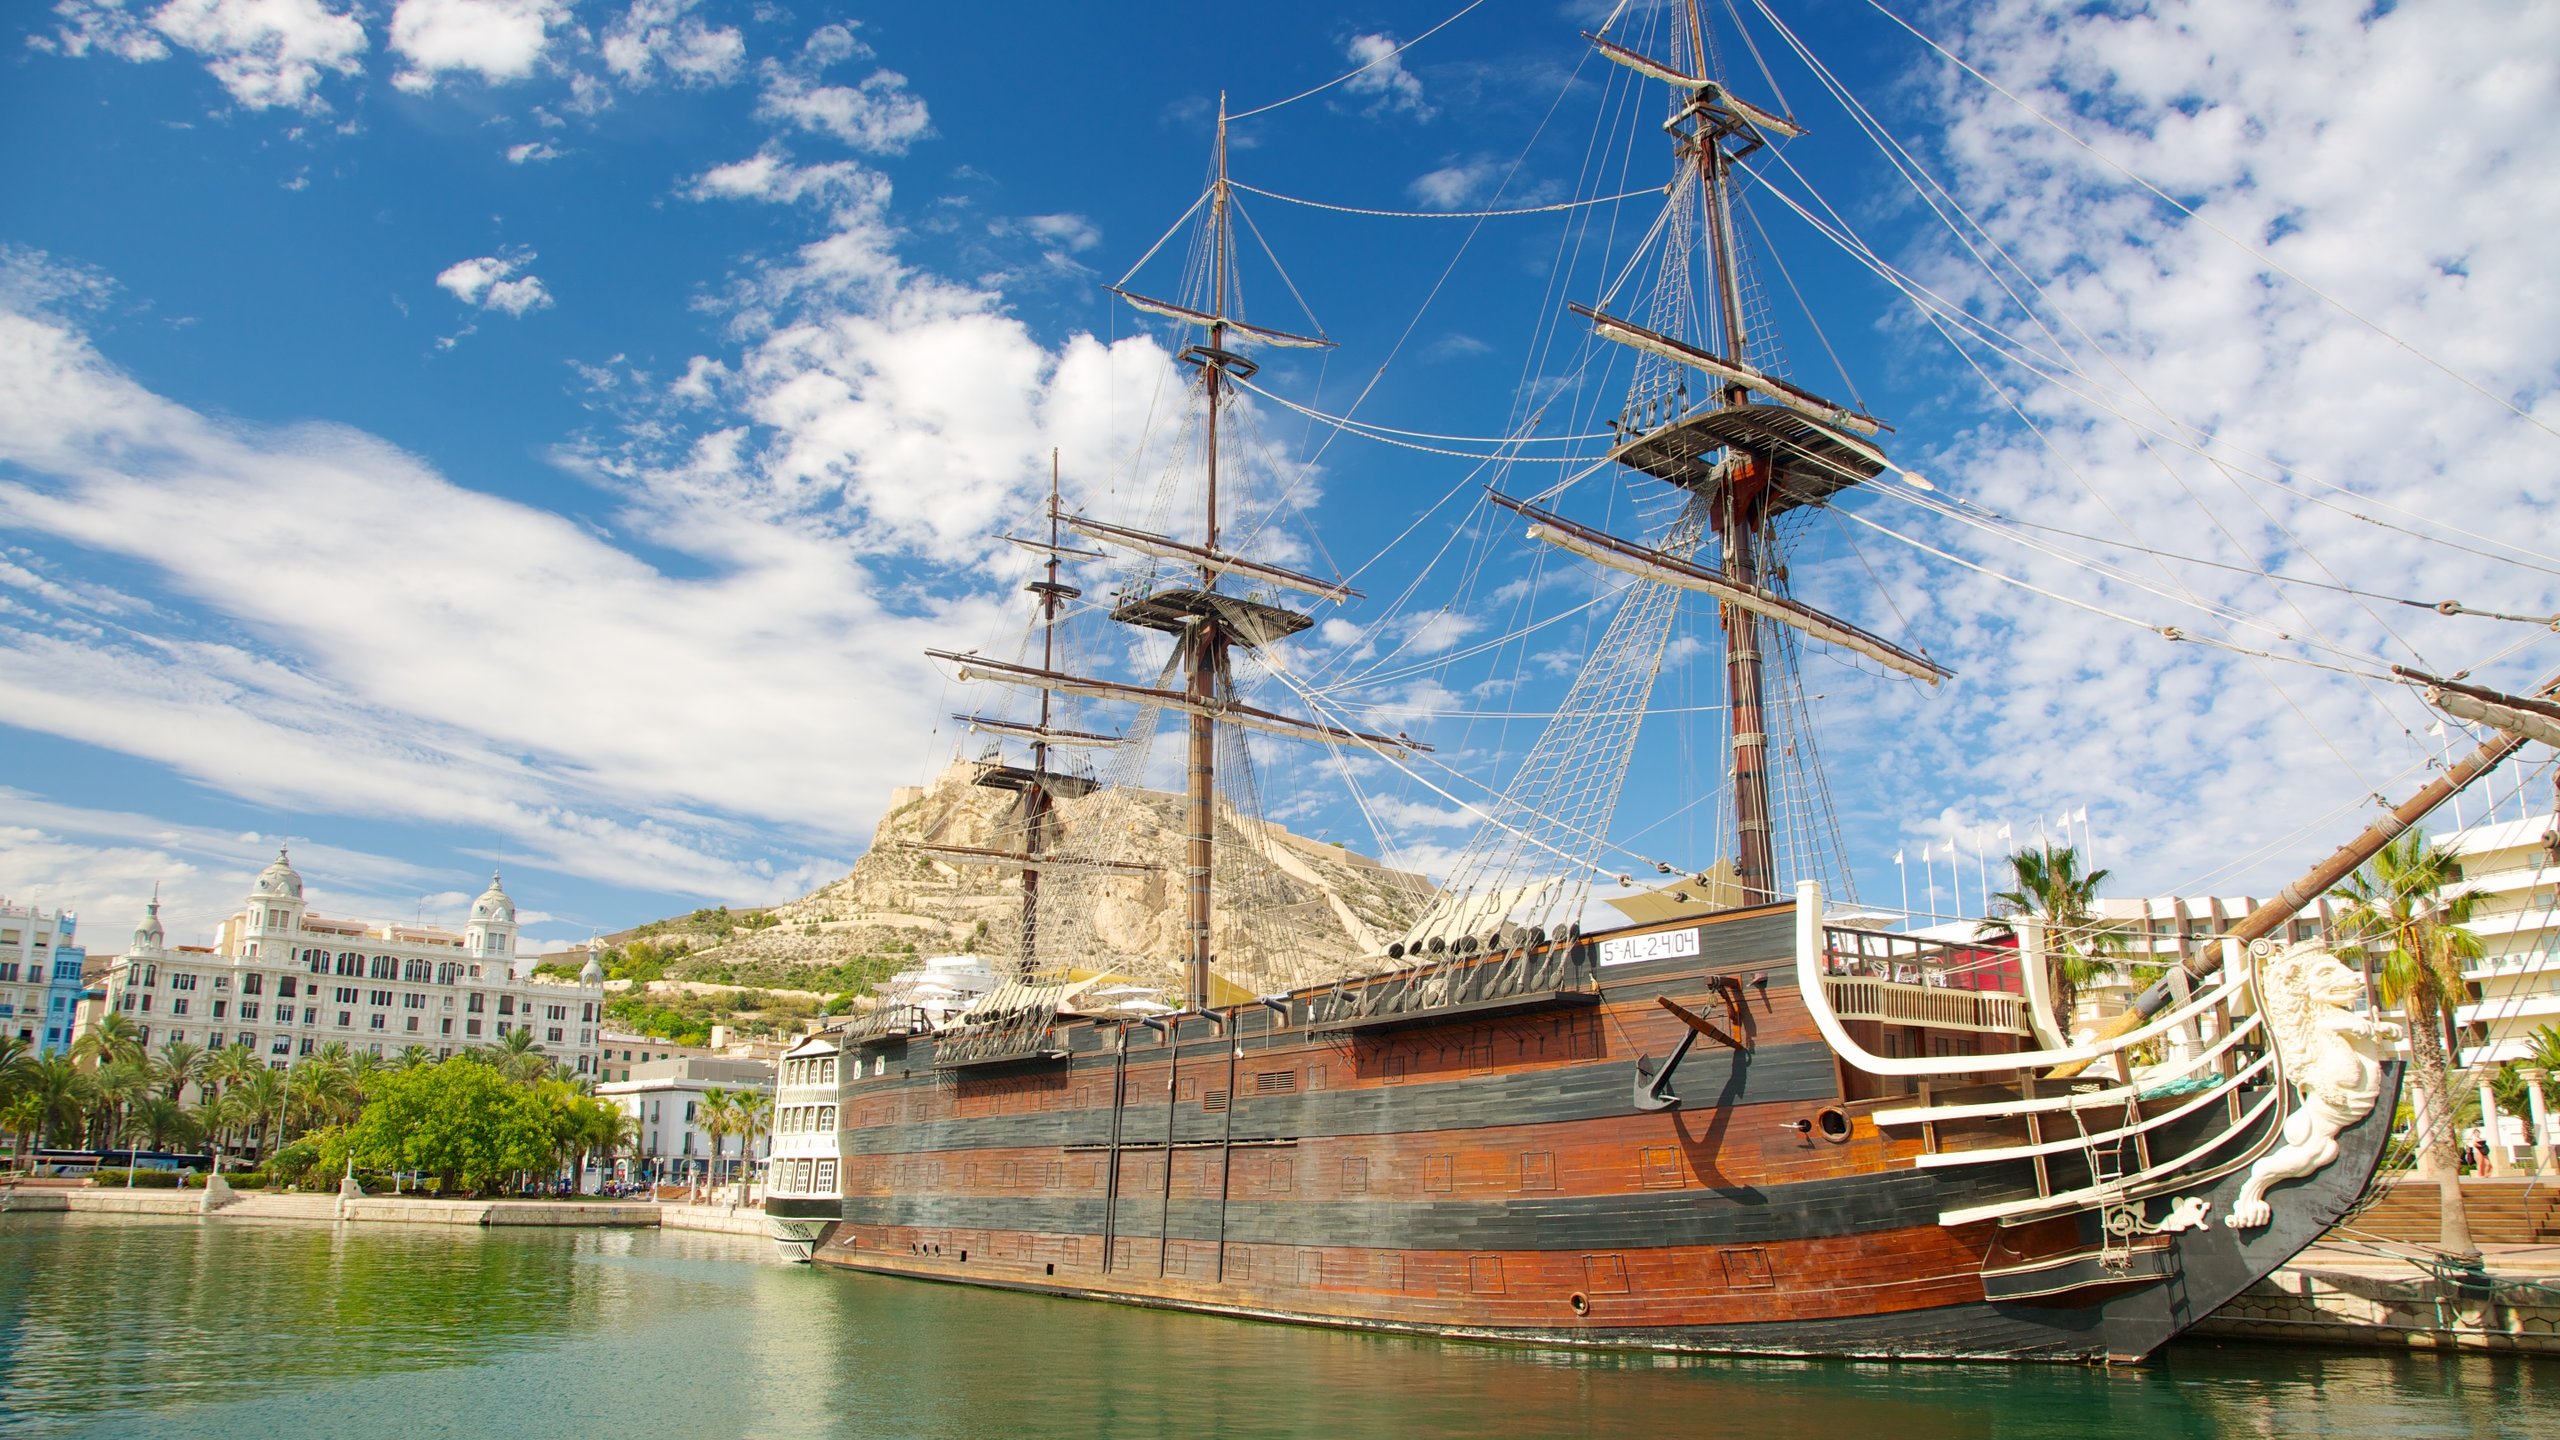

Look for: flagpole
[1974,828,1990,916]
[1896,848,1910,927]
[1924,845,1938,920]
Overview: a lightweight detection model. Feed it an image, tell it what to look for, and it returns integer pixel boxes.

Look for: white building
[598,1054,775,1184]
[98,851,606,1075]
[2442,816,2560,1065]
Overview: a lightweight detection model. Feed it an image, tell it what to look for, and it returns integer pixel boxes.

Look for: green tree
[0,1033,37,1105]
[698,1087,734,1185]
[232,1067,289,1161]
[2337,831,2482,1260]
[732,1091,771,1191]
[20,1056,90,1149]
[341,1060,559,1195]
[86,1059,151,1150]
[1982,844,2121,1034]
[151,1040,206,1105]
[71,1012,147,1072]
[484,1028,551,1084]
[122,1095,203,1152]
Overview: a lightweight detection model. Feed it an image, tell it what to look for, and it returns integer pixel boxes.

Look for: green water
[0,1214,2549,1438]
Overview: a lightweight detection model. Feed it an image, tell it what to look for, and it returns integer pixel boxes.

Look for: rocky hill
[616,760,1434,1000]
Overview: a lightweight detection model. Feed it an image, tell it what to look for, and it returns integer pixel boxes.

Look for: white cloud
[1812,0,2560,896]
[387,0,565,92]
[51,0,370,112]
[44,0,171,63]
[601,0,744,89]
[1019,214,1100,254]
[0,269,964,898]
[1408,157,1500,210]
[504,140,559,164]
[435,252,553,315]
[0,794,476,954]
[755,23,929,155]
[759,69,930,155]
[1342,32,1432,121]
[683,146,882,210]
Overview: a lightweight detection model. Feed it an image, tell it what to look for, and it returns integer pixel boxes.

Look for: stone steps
[2335,1176,2560,1246]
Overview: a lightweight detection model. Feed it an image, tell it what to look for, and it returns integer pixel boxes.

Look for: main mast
[1412,4,1945,951]
[934,103,1421,1010]
[1686,2,1775,902]
[1182,101,1235,1013]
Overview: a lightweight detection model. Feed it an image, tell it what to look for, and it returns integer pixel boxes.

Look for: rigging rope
[1229,180,1667,220]
[1226,0,1487,121]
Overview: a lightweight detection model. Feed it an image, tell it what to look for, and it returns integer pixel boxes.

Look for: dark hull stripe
[846,1040,1843,1156]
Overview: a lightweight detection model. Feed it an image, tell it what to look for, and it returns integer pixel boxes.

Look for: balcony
[2463,949,2560,984]
[1821,977,2031,1036]
[2455,989,2560,1029]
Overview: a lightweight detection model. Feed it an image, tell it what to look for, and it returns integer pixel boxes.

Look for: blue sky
[5,0,2556,955]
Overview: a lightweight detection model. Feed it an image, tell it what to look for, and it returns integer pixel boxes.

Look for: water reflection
[2,1214,2551,1439]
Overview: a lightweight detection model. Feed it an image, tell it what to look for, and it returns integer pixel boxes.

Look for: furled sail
[1107,288,1335,350]
[1493,493,1950,685]
[1064,514,1360,603]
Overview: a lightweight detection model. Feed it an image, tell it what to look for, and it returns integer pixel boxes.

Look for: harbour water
[1,1213,2550,1438]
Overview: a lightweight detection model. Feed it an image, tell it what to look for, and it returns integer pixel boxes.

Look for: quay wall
[2,1186,766,1237]
[2192,1245,2560,1356]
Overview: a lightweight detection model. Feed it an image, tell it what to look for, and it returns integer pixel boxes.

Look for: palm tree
[1983,844,2121,1035]
[201,1043,258,1104]
[0,1034,34,1103]
[72,1012,147,1072]
[697,1087,734,1187]
[394,1044,436,1070]
[88,1060,152,1152]
[732,1091,772,1195]
[285,1054,358,1138]
[582,1103,638,1192]
[123,1095,203,1152]
[2337,831,2481,1260]
[3,1091,47,1168]
[489,1028,550,1085]
[232,1067,289,1161]
[152,1040,206,1105]
[22,1056,91,1150]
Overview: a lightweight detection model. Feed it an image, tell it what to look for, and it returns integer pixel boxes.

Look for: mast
[1184,98,1234,1013]
[1021,451,1067,965]
[1686,0,1777,903]
[937,102,1391,1008]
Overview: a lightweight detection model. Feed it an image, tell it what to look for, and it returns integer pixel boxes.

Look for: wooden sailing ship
[781,7,2551,1361]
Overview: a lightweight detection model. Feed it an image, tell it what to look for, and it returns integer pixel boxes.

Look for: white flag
[1894,849,1905,865]
[2072,806,2090,825]
[1922,845,1932,862]
[1996,823,2012,843]
[2427,719,2446,737]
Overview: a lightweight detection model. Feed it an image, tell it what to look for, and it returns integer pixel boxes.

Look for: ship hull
[809,904,2397,1362]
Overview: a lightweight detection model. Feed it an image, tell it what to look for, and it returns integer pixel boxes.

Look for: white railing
[1795,883,2250,1077]
[1818,976,2030,1035]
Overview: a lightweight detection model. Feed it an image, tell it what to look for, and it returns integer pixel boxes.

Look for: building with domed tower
[95,851,605,1076]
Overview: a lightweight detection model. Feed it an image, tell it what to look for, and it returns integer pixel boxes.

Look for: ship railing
[844,1003,932,1047]
[1302,941,1592,1032]
[1797,881,2287,1225]
[928,997,1069,1070]
[1817,976,2030,1035]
